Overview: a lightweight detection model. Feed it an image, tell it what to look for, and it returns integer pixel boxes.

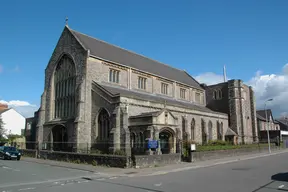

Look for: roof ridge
[70,28,190,76]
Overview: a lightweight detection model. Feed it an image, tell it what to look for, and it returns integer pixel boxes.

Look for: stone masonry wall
[228,80,242,141]
[40,26,88,149]
[86,57,205,106]
[205,82,229,114]
[122,97,229,144]
[206,80,257,144]
[243,84,253,143]
[228,80,256,144]
[249,87,258,141]
[91,89,116,144]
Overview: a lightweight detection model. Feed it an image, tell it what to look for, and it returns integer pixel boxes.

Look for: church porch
[129,109,181,155]
[41,119,77,152]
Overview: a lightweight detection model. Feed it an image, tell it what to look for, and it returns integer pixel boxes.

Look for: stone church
[35,25,258,155]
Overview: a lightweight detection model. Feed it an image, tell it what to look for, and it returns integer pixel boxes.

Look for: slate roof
[256,114,266,121]
[275,119,288,131]
[256,109,274,122]
[69,28,202,89]
[225,127,237,136]
[96,82,225,115]
[131,111,161,118]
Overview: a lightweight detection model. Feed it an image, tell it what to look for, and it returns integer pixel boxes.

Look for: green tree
[0,115,6,139]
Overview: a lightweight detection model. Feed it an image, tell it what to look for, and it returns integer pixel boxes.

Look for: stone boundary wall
[21,150,128,168]
[21,149,37,158]
[21,146,283,168]
[192,145,281,162]
[134,153,181,168]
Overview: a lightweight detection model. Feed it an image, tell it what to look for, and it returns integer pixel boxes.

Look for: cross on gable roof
[68,27,202,89]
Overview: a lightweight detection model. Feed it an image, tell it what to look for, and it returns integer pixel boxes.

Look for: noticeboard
[148,140,158,149]
[191,144,196,151]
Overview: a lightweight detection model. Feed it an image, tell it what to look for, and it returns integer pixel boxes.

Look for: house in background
[275,117,288,141]
[0,103,26,136]
[256,109,280,143]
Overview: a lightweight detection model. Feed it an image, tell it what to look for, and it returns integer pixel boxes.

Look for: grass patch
[197,143,270,152]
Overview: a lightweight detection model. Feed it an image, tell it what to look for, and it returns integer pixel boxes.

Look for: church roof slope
[69,28,202,89]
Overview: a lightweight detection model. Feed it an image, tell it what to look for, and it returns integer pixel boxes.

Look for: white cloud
[194,72,228,85]
[0,100,38,118]
[195,64,288,118]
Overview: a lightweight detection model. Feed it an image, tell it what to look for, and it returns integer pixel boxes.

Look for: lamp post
[264,98,273,153]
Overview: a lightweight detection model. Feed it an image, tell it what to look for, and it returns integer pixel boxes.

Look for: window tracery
[54,55,76,119]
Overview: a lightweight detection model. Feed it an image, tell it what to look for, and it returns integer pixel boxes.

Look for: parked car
[0,146,21,160]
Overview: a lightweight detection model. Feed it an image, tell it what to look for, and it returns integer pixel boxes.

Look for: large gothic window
[54,55,76,119]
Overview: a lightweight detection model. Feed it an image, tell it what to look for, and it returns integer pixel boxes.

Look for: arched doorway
[159,128,175,154]
[98,108,110,152]
[51,125,68,151]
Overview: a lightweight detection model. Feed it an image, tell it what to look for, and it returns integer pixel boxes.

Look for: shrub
[207,140,229,146]
[183,139,198,148]
[90,149,102,154]
[73,159,81,164]
[92,160,97,166]
[113,149,126,156]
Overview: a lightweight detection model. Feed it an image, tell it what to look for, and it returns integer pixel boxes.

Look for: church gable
[129,109,178,127]
[43,26,88,121]
[153,109,178,126]
[44,26,87,90]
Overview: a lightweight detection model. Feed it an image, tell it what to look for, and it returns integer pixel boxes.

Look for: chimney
[0,103,8,111]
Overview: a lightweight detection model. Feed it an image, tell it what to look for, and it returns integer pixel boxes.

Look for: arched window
[217,90,222,99]
[139,132,144,149]
[217,121,222,140]
[182,117,187,141]
[98,109,110,141]
[54,55,76,119]
[208,121,213,141]
[220,122,223,139]
[201,119,207,144]
[213,91,217,99]
[213,89,222,100]
[191,118,195,140]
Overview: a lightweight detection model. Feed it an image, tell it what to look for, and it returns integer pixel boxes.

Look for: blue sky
[1,0,288,117]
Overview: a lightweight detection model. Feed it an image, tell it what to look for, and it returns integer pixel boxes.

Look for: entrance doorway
[159,128,174,154]
[51,125,68,151]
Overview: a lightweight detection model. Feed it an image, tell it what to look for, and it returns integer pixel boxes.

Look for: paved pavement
[1,150,288,191]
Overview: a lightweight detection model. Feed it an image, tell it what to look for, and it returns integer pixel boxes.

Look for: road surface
[1,152,288,192]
